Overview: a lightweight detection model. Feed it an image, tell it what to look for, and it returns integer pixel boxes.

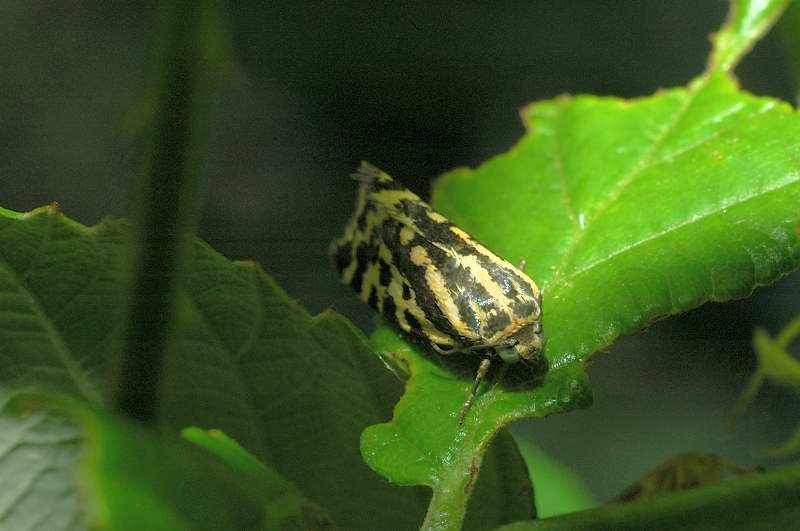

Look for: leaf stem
[708,0,790,73]
[112,0,221,423]
[421,461,474,531]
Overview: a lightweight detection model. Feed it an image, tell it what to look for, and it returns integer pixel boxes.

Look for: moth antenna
[459,358,491,425]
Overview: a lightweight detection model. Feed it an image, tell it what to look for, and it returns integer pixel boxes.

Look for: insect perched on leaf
[331,162,546,424]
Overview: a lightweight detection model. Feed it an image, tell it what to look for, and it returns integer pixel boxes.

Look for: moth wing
[331,169,470,347]
[332,162,540,350]
[374,191,540,346]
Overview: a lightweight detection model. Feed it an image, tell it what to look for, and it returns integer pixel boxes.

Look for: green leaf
[157,214,533,529]
[0,207,120,531]
[155,229,425,529]
[361,0,799,528]
[496,462,800,531]
[11,396,334,531]
[0,208,420,529]
[181,427,334,529]
[0,391,86,531]
[463,429,536,530]
[363,328,588,529]
[0,207,533,530]
[613,452,755,502]
[512,438,596,518]
[732,316,800,456]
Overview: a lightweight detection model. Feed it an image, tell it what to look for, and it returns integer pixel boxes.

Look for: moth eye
[497,346,521,364]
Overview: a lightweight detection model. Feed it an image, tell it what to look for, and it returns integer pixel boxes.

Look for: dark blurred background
[3,1,798,502]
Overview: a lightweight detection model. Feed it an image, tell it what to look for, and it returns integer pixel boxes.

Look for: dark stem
[112,0,220,423]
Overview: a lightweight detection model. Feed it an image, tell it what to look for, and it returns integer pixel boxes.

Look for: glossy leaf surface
[361,0,799,528]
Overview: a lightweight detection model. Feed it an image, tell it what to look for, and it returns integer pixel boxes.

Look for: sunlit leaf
[361,0,799,527]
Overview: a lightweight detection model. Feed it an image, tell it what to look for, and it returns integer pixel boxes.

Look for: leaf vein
[555,174,800,287]
[184,268,269,461]
[0,218,101,403]
[546,88,698,288]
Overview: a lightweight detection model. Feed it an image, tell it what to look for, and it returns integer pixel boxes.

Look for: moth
[331,162,546,424]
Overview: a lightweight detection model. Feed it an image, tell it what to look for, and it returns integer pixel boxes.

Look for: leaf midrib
[554,173,799,291]
[544,81,699,291]
[544,76,783,293]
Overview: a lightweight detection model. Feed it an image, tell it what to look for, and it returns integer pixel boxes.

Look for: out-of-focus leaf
[732,316,800,456]
[10,396,334,531]
[779,0,800,102]
[0,206,532,529]
[496,462,800,531]
[513,437,596,517]
[0,206,425,529]
[0,207,120,531]
[614,452,755,502]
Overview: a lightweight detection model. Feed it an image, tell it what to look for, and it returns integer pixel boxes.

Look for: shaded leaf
[0,208,121,531]
[614,452,755,502]
[464,429,535,530]
[181,427,334,530]
[0,207,424,529]
[10,396,334,531]
[497,461,800,531]
[0,207,533,529]
[512,437,596,518]
[732,316,800,456]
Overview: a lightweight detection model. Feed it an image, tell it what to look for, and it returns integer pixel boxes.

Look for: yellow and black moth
[331,162,546,424]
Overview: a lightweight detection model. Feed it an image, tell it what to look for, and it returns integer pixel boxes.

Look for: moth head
[496,321,546,365]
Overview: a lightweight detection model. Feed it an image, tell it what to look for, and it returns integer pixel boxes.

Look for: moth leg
[459,358,491,425]
[431,342,460,355]
[518,258,526,271]
[434,342,495,356]
[460,339,515,354]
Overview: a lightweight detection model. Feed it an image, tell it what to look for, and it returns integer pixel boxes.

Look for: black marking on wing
[383,295,397,323]
[402,283,412,300]
[333,241,352,275]
[484,308,512,335]
[356,201,374,232]
[383,220,471,344]
[379,258,392,287]
[404,309,422,334]
[396,199,470,251]
[446,255,512,337]
[351,241,377,292]
[396,198,538,320]
[422,240,492,335]
[471,251,537,313]
[368,285,379,310]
